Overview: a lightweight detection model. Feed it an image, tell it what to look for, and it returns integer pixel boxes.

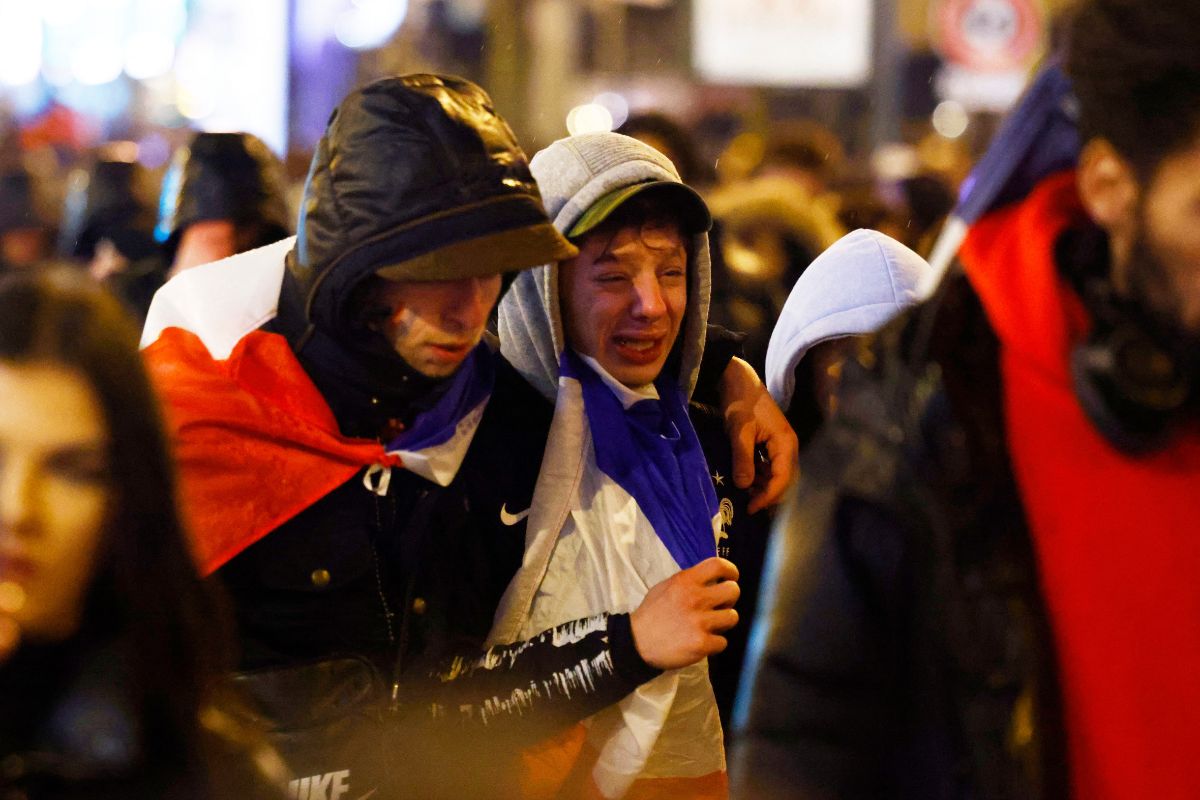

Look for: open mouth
[613,336,665,365]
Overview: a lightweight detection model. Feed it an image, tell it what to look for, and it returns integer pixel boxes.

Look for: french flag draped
[140,239,491,574]
[488,354,726,800]
[561,350,719,572]
[144,324,400,574]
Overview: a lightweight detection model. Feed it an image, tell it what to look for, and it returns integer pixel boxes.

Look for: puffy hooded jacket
[288,74,573,335]
[273,74,576,434]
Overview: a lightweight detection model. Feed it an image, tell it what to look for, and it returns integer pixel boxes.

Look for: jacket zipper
[371,492,405,712]
[371,495,397,647]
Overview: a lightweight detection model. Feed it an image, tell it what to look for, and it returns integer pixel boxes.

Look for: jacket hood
[287,74,576,347]
[155,131,290,255]
[765,229,931,410]
[497,132,711,400]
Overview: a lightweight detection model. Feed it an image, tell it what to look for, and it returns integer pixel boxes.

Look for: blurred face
[1123,141,1200,336]
[171,220,282,279]
[1087,136,1200,338]
[0,229,49,270]
[808,338,852,418]
[0,362,110,643]
[170,219,239,277]
[560,220,688,387]
[366,275,502,378]
[88,238,131,282]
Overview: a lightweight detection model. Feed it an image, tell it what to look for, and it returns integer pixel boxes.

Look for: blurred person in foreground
[140,75,795,799]
[495,132,778,797]
[733,1,1200,798]
[764,229,931,448]
[0,270,284,799]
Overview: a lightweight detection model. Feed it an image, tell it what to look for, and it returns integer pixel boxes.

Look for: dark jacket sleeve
[412,612,659,743]
[729,473,910,800]
[692,323,747,407]
[389,613,661,799]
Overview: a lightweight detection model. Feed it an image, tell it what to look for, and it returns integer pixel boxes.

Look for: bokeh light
[41,0,87,28]
[137,132,172,169]
[335,0,409,50]
[932,100,970,139]
[125,32,177,81]
[0,3,44,87]
[593,92,630,131]
[72,41,125,86]
[566,103,615,136]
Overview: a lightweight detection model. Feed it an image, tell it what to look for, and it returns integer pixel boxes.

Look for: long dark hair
[0,269,230,785]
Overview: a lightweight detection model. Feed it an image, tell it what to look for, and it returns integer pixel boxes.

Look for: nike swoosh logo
[500,503,531,526]
[355,791,378,800]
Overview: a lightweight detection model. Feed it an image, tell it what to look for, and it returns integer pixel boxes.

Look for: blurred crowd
[0,101,962,334]
[3,0,1200,798]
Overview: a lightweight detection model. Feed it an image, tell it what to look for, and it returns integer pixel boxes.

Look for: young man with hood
[733,2,1200,798]
[494,132,772,799]
[140,75,794,798]
[764,228,931,447]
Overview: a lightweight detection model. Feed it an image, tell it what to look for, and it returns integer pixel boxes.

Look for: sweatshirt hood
[765,229,931,410]
[498,132,711,400]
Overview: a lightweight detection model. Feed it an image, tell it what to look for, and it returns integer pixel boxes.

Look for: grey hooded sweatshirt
[492,133,728,798]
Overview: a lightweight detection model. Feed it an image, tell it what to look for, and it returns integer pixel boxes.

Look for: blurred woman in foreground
[0,270,283,798]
